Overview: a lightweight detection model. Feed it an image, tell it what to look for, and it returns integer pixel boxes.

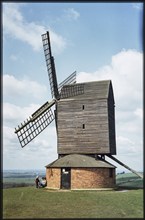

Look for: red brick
[46,167,115,189]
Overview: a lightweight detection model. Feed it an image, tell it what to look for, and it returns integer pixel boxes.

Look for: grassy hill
[3,172,143,219]
[116,172,143,189]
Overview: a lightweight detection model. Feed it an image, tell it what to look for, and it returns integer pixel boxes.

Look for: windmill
[15,31,142,187]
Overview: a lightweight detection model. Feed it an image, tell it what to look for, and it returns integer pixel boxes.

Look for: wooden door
[61,168,71,189]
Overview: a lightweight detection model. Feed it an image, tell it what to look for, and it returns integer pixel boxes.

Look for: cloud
[134,108,143,119]
[116,136,136,154]
[64,8,80,20]
[77,49,143,109]
[3,71,58,169]
[3,102,42,124]
[3,3,67,53]
[10,54,18,61]
[77,49,143,171]
[3,79,56,168]
[49,31,67,54]
[3,126,16,147]
[3,124,57,169]
[3,74,48,100]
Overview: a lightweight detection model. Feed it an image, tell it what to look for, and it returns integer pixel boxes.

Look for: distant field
[116,172,143,189]
[3,170,45,188]
[3,171,143,189]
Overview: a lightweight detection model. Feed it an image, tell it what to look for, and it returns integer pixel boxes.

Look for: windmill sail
[58,71,76,93]
[15,100,55,147]
[60,83,84,99]
[42,31,59,99]
[58,71,84,98]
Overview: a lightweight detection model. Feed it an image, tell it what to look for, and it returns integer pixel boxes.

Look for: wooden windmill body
[15,31,142,190]
[57,80,116,157]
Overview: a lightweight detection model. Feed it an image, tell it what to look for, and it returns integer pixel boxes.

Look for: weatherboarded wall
[46,167,115,189]
[57,80,116,156]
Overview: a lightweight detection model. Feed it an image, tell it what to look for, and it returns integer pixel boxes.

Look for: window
[83,124,85,129]
[82,105,85,110]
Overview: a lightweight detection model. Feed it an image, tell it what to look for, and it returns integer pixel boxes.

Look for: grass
[3,187,143,218]
[3,172,144,218]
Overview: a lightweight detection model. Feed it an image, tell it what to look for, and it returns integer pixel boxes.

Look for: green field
[116,172,143,189]
[3,172,143,218]
[3,187,143,218]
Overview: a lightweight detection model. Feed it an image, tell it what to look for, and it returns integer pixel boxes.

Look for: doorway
[61,168,71,189]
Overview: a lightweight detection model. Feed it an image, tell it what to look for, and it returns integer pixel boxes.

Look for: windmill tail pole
[106,155,143,179]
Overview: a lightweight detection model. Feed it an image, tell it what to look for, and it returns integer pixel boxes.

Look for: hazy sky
[3,2,143,172]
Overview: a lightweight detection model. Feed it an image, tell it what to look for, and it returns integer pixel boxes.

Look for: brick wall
[71,168,115,189]
[46,168,60,189]
[46,167,115,189]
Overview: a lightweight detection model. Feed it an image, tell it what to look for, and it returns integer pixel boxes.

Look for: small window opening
[62,168,70,174]
[82,105,85,110]
[82,124,85,129]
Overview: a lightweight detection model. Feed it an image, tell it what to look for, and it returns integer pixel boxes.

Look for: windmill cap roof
[45,154,116,168]
[60,79,114,101]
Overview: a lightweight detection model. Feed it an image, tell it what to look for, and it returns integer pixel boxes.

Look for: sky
[2,2,143,173]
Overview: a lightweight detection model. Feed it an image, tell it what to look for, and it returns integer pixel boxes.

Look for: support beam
[106,155,143,179]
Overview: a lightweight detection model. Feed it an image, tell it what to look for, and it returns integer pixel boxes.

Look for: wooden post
[107,155,143,179]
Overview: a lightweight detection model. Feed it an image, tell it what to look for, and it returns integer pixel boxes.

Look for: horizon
[3,168,143,173]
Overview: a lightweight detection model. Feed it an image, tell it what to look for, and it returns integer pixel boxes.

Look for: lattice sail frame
[58,71,76,93]
[60,83,84,99]
[42,32,59,99]
[15,101,55,147]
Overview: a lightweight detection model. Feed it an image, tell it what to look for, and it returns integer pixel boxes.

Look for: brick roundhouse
[46,154,116,190]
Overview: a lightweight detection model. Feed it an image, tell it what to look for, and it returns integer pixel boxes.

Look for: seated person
[40,177,47,187]
[35,176,40,188]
